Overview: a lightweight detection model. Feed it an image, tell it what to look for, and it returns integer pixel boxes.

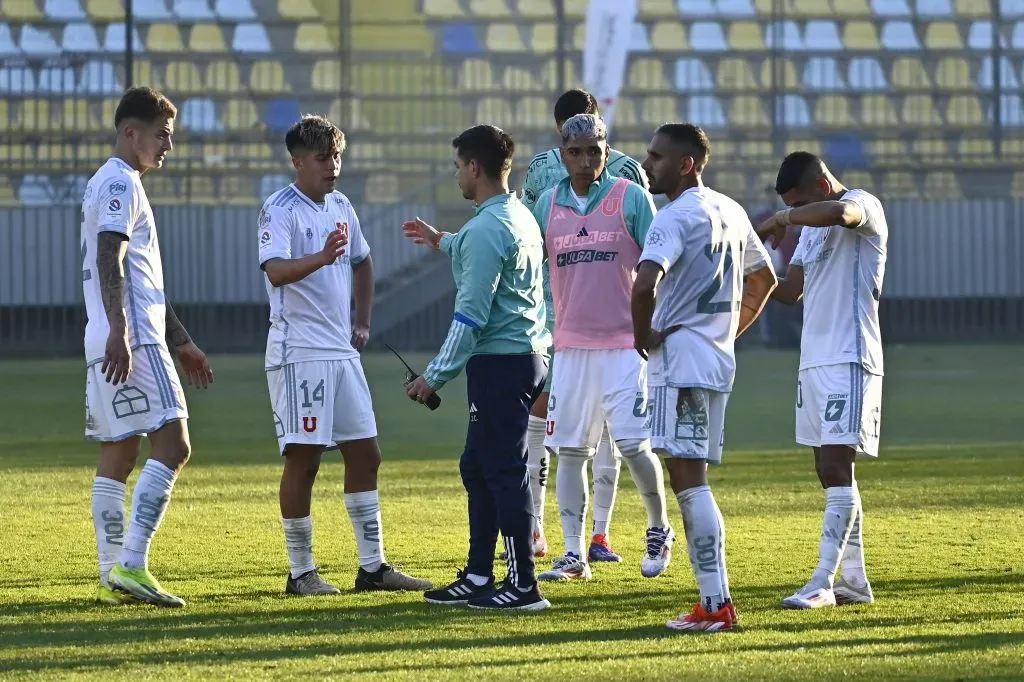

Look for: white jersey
[790,189,887,375]
[639,184,770,393]
[258,183,371,369]
[81,158,165,364]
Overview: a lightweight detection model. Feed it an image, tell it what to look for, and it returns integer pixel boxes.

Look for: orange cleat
[666,602,737,632]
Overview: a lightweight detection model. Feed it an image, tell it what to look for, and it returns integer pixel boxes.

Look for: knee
[820,464,853,488]
[110,453,140,482]
[164,439,191,473]
[558,447,590,460]
[615,438,649,459]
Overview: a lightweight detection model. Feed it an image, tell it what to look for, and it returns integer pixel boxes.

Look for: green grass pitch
[0,345,1022,680]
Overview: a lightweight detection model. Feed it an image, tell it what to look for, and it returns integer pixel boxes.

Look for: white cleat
[834,575,875,605]
[538,553,592,582]
[781,583,837,609]
[640,526,674,578]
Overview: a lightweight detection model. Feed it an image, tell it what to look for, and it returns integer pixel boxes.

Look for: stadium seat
[469,0,508,17]
[916,0,952,16]
[717,58,758,91]
[967,21,1006,50]
[20,25,61,55]
[901,94,942,125]
[729,95,769,127]
[87,0,122,19]
[502,65,542,91]
[4,0,43,19]
[953,0,986,14]
[0,24,16,55]
[870,0,910,15]
[946,95,984,126]
[814,94,856,127]
[294,23,333,51]
[612,98,639,128]
[804,20,841,51]
[712,171,745,199]
[688,95,727,127]
[912,137,949,160]
[441,22,482,54]
[163,60,203,93]
[224,99,261,131]
[328,98,371,131]
[205,60,241,92]
[458,58,498,91]
[143,175,177,204]
[264,97,300,132]
[1011,172,1024,198]
[311,60,339,92]
[135,0,171,18]
[515,97,550,129]
[881,21,921,49]
[540,56,580,89]
[841,170,874,191]
[775,94,810,127]
[843,21,881,50]
[476,97,514,128]
[641,0,678,17]
[891,56,931,89]
[690,21,727,50]
[16,99,51,132]
[788,0,832,16]
[571,23,587,50]
[650,21,687,51]
[936,57,971,90]
[278,0,318,19]
[485,23,525,51]
[1011,21,1024,48]
[803,57,845,90]
[45,0,86,19]
[848,56,888,90]
[38,65,76,93]
[859,94,899,126]
[233,22,272,52]
[764,20,803,50]
[789,138,823,156]
[79,59,120,94]
[728,21,764,49]
[363,174,400,204]
[250,60,288,93]
[631,21,653,51]
[519,0,554,17]
[18,175,54,206]
[871,141,909,166]
[218,176,257,205]
[977,56,1019,90]
[563,0,588,16]
[531,23,556,52]
[0,65,36,93]
[174,0,213,18]
[641,95,680,125]
[674,57,714,91]
[676,0,717,14]
[833,0,871,15]
[182,175,216,205]
[102,23,143,52]
[925,21,962,49]
[761,58,798,89]
[146,24,183,51]
[61,22,100,52]
[923,172,960,199]
[716,0,755,16]
[180,97,222,131]
[957,137,994,163]
[215,0,254,18]
[823,134,864,165]
[56,98,99,131]
[1004,0,1024,16]
[190,24,227,52]
[0,176,17,206]
[423,0,464,17]
[629,58,671,92]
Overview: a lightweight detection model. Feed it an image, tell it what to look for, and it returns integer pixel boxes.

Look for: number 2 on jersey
[697,241,742,315]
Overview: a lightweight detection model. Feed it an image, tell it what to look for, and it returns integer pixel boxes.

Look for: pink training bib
[545,178,641,350]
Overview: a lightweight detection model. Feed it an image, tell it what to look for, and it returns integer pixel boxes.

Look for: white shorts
[649,384,729,464]
[266,358,378,455]
[545,348,648,449]
[85,344,188,442]
[796,363,883,457]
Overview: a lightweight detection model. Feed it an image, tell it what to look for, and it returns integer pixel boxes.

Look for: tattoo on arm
[165,303,192,348]
[96,232,128,331]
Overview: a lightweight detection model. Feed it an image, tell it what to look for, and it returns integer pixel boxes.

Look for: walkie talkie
[385,343,442,411]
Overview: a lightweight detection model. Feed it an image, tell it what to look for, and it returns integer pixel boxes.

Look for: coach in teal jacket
[402,125,552,612]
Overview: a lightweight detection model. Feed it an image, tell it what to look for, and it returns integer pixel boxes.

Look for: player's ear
[681,155,695,177]
[291,155,301,171]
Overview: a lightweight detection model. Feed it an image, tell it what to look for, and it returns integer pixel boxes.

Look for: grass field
[1,344,1023,680]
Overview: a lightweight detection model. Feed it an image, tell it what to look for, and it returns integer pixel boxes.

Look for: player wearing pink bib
[531,115,673,583]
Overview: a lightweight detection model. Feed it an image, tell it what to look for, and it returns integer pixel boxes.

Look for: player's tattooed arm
[165,303,192,348]
[96,231,128,330]
[737,265,778,338]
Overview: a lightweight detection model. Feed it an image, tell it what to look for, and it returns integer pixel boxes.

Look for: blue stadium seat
[677,0,716,14]
[1001,0,1024,17]
[775,94,810,127]
[102,24,144,52]
[264,97,301,134]
[1012,21,1024,48]
[79,59,121,94]
[44,0,86,19]
[180,98,223,132]
[0,24,16,55]
[689,21,727,50]
[977,56,1019,90]
[0,65,35,93]
[61,22,100,52]
[881,21,921,50]
[442,22,482,54]
[20,25,61,55]
[992,94,1024,126]
[716,0,755,15]
[848,56,888,90]
[915,0,952,16]
[137,0,172,19]
[232,22,271,52]
[631,22,652,51]
[803,57,845,90]
[764,20,802,50]
[39,65,76,93]
[967,21,1006,50]
[825,134,869,168]
[174,0,214,19]
[804,20,840,51]
[260,174,290,198]
[215,0,255,19]
[18,175,53,207]
[674,57,714,91]
[870,0,910,15]
[687,95,727,127]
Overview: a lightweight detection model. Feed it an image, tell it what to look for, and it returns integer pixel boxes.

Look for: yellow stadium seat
[541,57,580,90]
[754,0,772,13]
[469,0,508,17]
[841,170,874,192]
[278,0,318,19]
[311,61,340,92]
[913,138,949,159]
[814,94,855,127]
[924,22,962,49]
[716,58,758,91]
[87,0,123,20]
[459,59,499,91]
[163,61,203,94]
[101,98,118,125]
[242,142,278,168]
[223,99,261,131]
[946,95,983,126]
[219,176,257,205]
[294,23,334,51]
[206,61,242,93]
[640,0,677,17]
[760,58,798,89]
[954,0,989,16]
[713,172,746,199]
[0,144,31,163]
[182,175,216,204]
[728,22,764,50]
[200,142,232,166]
[3,0,43,19]
[476,97,514,128]
[842,21,880,50]
[740,140,773,159]
[147,24,184,51]
[572,23,586,51]
[901,95,942,126]
[891,57,932,90]
[1011,172,1024,198]
[832,0,870,15]
[328,98,371,131]
[641,95,680,126]
[729,95,769,127]
[486,23,526,51]
[923,172,960,199]
[879,171,919,199]
[787,138,822,156]
[613,98,639,128]
[519,0,554,18]
[859,94,899,127]
[958,138,993,164]
[628,58,670,92]
[364,174,400,204]
[532,23,556,52]
[250,60,289,93]
[142,175,177,204]
[38,144,74,165]
[516,97,550,129]
[0,177,16,206]
[190,24,227,52]
[76,142,109,165]
[502,66,542,91]
[423,0,465,17]
[564,0,587,18]
[18,99,51,132]
[352,25,434,52]
[134,60,155,89]
[789,0,833,15]
[0,103,9,133]
[650,21,687,51]
[936,57,972,90]
[870,139,908,166]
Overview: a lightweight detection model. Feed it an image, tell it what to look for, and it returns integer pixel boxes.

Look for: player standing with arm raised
[83,87,214,608]
[519,89,649,562]
[403,125,552,611]
[633,124,777,632]
[533,114,672,584]
[259,115,431,596]
[757,152,887,609]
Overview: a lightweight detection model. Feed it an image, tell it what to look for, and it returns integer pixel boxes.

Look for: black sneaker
[355,563,433,592]
[424,569,494,605]
[468,581,551,612]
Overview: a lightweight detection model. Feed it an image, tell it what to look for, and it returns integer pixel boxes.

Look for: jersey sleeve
[638,212,685,273]
[531,188,554,237]
[788,228,807,267]
[95,175,140,237]
[843,189,887,238]
[624,184,658,246]
[741,219,771,275]
[612,155,649,190]
[258,204,292,266]
[346,206,371,266]
[521,153,549,211]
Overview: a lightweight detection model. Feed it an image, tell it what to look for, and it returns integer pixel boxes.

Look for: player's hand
[102,329,132,385]
[405,375,436,404]
[175,341,214,388]
[351,324,370,352]
[319,229,348,266]
[757,211,790,248]
[401,217,443,251]
[634,325,682,361]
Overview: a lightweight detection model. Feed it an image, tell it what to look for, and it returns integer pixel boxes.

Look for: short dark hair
[114,86,176,129]
[452,125,515,180]
[655,123,711,172]
[554,89,599,125]
[774,151,823,195]
[285,114,346,156]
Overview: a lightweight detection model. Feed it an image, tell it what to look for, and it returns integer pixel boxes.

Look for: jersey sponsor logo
[645,228,666,247]
[552,230,624,250]
[100,509,125,546]
[524,187,537,204]
[260,230,272,246]
[107,198,121,212]
[302,416,318,432]
[108,181,127,196]
[556,249,618,267]
[112,386,150,419]
[258,208,271,227]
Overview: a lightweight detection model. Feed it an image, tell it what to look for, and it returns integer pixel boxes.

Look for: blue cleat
[588,534,623,563]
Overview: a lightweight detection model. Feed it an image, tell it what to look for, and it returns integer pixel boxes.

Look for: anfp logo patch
[824,399,847,422]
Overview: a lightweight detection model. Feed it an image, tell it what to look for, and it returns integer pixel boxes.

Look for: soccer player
[258,115,431,595]
[403,125,551,611]
[757,152,888,609]
[533,114,672,583]
[520,88,649,562]
[633,123,777,632]
[83,86,214,607]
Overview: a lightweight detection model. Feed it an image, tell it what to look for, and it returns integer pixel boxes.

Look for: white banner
[582,0,638,132]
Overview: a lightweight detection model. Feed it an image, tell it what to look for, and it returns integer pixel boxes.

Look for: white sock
[555,448,590,558]
[92,477,127,586]
[591,427,621,538]
[344,490,385,572]
[840,482,867,586]
[526,415,549,534]
[677,485,730,613]
[466,573,490,586]
[617,439,670,529]
[121,460,177,570]
[810,486,857,590]
[282,516,316,579]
